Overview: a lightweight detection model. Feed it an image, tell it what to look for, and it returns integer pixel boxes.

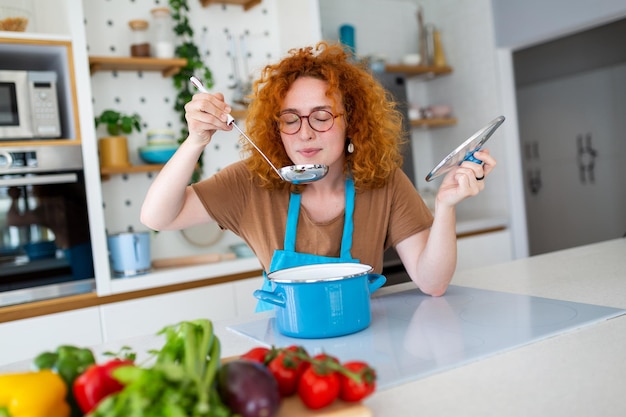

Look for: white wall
[319,0,510,221]
[82,0,320,262]
[491,0,626,48]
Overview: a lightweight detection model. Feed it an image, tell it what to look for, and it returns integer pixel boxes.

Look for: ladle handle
[189,76,282,178]
[227,117,282,177]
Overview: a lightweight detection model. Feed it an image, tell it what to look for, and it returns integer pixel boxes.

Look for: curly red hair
[242,41,407,191]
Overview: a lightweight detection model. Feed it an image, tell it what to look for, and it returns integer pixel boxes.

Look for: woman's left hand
[435,149,497,208]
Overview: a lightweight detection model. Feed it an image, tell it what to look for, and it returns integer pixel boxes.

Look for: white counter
[366,238,626,416]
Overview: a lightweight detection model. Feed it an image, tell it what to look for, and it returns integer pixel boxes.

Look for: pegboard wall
[82,0,282,259]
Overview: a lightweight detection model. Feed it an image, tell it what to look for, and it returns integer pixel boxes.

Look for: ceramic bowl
[138,145,178,164]
[146,129,177,146]
[402,53,421,65]
[23,241,57,260]
[428,104,453,118]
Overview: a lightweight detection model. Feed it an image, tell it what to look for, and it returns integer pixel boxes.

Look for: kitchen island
[2,238,624,416]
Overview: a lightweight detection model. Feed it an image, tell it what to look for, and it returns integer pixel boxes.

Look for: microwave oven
[0,70,62,140]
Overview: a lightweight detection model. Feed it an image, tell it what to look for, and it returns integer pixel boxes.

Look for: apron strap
[284,178,355,255]
[283,191,301,251]
[340,178,355,258]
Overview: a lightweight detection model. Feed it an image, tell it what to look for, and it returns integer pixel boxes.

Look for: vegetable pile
[0,319,377,417]
[240,345,377,410]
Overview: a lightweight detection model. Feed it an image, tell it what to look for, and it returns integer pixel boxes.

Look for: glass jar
[128,19,150,57]
[150,7,175,59]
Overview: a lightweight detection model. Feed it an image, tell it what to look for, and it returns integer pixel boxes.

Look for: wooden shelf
[199,0,261,11]
[410,117,457,128]
[100,164,164,180]
[89,56,188,77]
[0,139,81,147]
[385,64,453,78]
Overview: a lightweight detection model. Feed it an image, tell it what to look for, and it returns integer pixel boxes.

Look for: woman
[140,42,496,311]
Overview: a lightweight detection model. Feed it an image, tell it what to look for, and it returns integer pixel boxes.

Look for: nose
[296,118,315,141]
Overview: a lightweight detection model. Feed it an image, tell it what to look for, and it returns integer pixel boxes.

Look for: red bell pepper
[72,359,133,414]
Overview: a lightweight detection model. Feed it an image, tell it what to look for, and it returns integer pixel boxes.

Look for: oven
[0,145,94,306]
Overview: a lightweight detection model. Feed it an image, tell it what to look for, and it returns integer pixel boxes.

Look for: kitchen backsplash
[83,0,282,258]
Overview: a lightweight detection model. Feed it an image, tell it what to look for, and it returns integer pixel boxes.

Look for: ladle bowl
[190,76,329,184]
[278,164,329,184]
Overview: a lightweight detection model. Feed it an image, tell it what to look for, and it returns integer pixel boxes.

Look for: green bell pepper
[33,345,96,417]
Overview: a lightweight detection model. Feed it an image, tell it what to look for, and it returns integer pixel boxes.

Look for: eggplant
[217,359,281,417]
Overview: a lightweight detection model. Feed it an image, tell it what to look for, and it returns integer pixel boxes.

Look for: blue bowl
[23,241,57,260]
[138,145,178,164]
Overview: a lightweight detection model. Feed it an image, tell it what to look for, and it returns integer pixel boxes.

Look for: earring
[347,141,354,154]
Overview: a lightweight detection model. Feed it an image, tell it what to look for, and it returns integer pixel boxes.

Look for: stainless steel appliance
[0,145,94,306]
[0,70,62,140]
[374,72,416,286]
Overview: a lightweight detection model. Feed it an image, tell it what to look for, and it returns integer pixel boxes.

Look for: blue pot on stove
[254,263,386,339]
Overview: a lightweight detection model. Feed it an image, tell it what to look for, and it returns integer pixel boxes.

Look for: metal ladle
[190,76,328,184]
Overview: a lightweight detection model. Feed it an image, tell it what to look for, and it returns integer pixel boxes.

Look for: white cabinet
[517,65,626,255]
[0,278,264,366]
[0,307,102,366]
[457,229,512,271]
[233,275,264,317]
[99,282,238,342]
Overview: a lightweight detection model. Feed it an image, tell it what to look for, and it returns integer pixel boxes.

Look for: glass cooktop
[227,285,625,390]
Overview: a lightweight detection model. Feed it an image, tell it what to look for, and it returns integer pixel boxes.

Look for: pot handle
[253,290,286,308]
[368,274,387,294]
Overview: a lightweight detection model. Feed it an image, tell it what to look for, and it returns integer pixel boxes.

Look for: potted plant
[94,110,142,168]
[95,109,142,136]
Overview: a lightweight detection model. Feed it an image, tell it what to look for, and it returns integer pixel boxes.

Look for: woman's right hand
[184,91,233,146]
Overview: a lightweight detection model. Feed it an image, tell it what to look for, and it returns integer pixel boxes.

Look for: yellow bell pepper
[0,370,70,417]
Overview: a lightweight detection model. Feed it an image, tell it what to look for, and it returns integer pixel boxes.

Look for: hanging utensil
[237,32,253,104]
[226,32,246,105]
[190,76,328,184]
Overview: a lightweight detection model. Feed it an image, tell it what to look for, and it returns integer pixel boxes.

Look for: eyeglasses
[278,110,343,135]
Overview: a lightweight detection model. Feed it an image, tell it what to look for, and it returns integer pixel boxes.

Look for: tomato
[313,353,339,364]
[297,364,340,410]
[240,347,271,365]
[338,361,377,402]
[267,345,309,397]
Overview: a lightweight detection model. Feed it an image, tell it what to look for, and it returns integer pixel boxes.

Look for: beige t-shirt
[192,160,433,273]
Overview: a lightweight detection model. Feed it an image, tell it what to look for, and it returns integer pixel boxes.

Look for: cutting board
[152,252,236,269]
[277,397,372,417]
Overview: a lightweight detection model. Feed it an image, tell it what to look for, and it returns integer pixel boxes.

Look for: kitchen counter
[3,238,623,415]
[364,237,626,417]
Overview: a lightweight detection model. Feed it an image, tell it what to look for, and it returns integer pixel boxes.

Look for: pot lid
[267,263,373,283]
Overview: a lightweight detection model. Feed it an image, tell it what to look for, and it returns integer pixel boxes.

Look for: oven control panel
[0,146,83,174]
[0,151,38,170]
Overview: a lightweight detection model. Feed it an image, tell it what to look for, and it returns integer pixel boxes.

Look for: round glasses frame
[278,110,343,135]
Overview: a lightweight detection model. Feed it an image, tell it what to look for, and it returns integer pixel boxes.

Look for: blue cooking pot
[253,263,386,339]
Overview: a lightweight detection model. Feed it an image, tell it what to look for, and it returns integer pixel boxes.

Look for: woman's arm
[396,149,496,295]
[140,91,232,231]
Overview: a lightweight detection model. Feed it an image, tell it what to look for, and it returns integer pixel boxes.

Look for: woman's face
[279,77,347,172]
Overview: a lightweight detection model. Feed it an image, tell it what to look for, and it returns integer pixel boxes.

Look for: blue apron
[255,178,360,312]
